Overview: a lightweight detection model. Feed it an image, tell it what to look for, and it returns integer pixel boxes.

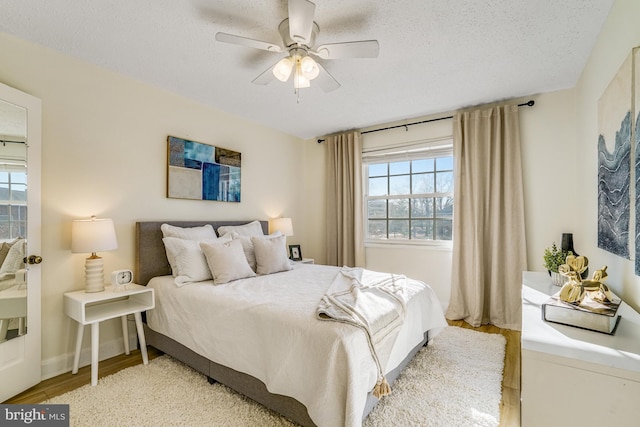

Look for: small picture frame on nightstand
[289,244,302,261]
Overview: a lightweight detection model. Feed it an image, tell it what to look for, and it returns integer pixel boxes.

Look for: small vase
[561,233,588,279]
[550,271,567,286]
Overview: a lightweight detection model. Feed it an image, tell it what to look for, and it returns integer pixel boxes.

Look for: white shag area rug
[45,326,505,427]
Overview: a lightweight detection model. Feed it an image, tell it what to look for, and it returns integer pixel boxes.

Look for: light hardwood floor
[5,323,521,425]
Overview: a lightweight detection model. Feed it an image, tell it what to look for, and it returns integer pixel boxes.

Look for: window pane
[11,173,26,184]
[389,175,410,195]
[435,197,453,219]
[0,205,8,239]
[0,184,8,202]
[0,172,7,183]
[411,198,433,218]
[389,161,410,175]
[369,177,388,196]
[368,220,387,239]
[411,220,432,240]
[367,199,387,218]
[412,159,433,173]
[435,171,453,193]
[436,156,453,171]
[412,172,434,194]
[11,184,27,201]
[389,199,409,218]
[388,220,409,239]
[436,219,453,240]
[369,163,387,177]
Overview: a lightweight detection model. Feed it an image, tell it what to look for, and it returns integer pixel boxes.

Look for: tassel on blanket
[372,377,391,398]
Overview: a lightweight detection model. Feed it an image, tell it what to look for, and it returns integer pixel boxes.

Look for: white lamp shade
[270,217,294,237]
[273,57,294,82]
[300,56,320,80]
[71,217,118,254]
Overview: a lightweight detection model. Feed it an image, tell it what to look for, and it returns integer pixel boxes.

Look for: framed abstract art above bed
[167,135,241,202]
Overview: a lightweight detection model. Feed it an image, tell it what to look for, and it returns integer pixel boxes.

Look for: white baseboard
[41,330,138,381]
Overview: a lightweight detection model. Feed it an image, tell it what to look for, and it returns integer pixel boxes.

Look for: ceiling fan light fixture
[273,57,294,82]
[293,68,311,89]
[300,56,320,80]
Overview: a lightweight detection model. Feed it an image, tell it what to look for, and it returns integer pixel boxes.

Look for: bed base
[143,324,428,426]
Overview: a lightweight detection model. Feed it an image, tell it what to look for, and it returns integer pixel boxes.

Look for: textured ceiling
[0,0,614,139]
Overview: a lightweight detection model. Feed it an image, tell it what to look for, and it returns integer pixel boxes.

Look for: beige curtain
[445,104,527,330]
[325,131,365,267]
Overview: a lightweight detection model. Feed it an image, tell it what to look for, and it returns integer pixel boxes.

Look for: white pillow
[162,237,221,286]
[252,234,293,275]
[217,220,264,237]
[232,231,282,272]
[200,239,256,285]
[161,223,216,240]
[0,238,25,280]
[161,224,217,275]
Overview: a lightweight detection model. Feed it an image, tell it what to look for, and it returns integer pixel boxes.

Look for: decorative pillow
[217,220,264,238]
[161,224,218,275]
[200,239,256,285]
[162,237,221,286]
[252,234,293,275]
[232,231,282,272]
[161,223,216,240]
[0,238,25,280]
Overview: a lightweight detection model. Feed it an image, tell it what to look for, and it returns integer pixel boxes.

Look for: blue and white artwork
[597,52,632,259]
[634,47,640,275]
[597,114,631,258]
[167,136,241,202]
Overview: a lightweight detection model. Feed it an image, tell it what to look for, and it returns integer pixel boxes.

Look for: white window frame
[363,138,454,248]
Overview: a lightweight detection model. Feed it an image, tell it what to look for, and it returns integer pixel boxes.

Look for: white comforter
[146,263,446,427]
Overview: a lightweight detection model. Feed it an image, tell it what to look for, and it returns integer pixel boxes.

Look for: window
[0,168,27,240]
[364,140,453,243]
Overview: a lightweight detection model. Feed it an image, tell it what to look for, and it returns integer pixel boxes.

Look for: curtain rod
[317,100,535,143]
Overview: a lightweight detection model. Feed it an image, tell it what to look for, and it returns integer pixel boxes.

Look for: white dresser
[521,271,640,427]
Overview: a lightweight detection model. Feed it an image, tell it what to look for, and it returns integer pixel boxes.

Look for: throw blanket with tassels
[317,267,413,398]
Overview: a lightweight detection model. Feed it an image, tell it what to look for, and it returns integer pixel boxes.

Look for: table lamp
[270,217,294,238]
[71,216,118,292]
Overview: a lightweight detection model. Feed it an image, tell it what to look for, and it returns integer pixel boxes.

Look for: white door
[0,82,42,402]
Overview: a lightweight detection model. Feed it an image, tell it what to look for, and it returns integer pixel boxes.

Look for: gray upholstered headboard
[135,220,269,286]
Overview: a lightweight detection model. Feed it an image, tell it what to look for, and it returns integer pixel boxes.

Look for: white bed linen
[146,263,446,427]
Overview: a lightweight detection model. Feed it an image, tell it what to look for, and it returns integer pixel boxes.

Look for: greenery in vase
[543,242,572,273]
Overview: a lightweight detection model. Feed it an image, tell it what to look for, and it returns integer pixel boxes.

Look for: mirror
[0,98,27,343]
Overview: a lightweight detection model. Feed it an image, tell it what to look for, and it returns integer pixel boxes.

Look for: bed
[136,220,447,427]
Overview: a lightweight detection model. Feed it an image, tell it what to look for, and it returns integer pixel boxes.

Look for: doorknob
[25,255,43,265]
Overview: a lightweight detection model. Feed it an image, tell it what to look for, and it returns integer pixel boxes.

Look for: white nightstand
[64,284,155,386]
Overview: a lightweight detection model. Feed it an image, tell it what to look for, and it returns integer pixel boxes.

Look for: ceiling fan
[215,0,379,93]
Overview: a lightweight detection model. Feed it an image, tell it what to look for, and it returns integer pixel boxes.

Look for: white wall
[574,0,640,312]
[0,32,306,378]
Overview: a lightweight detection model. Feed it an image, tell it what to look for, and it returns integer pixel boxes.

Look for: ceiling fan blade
[313,40,380,59]
[215,32,282,52]
[252,64,277,85]
[288,0,316,45]
[314,63,340,92]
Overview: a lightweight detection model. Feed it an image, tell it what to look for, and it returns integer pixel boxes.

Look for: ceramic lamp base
[85,256,105,293]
